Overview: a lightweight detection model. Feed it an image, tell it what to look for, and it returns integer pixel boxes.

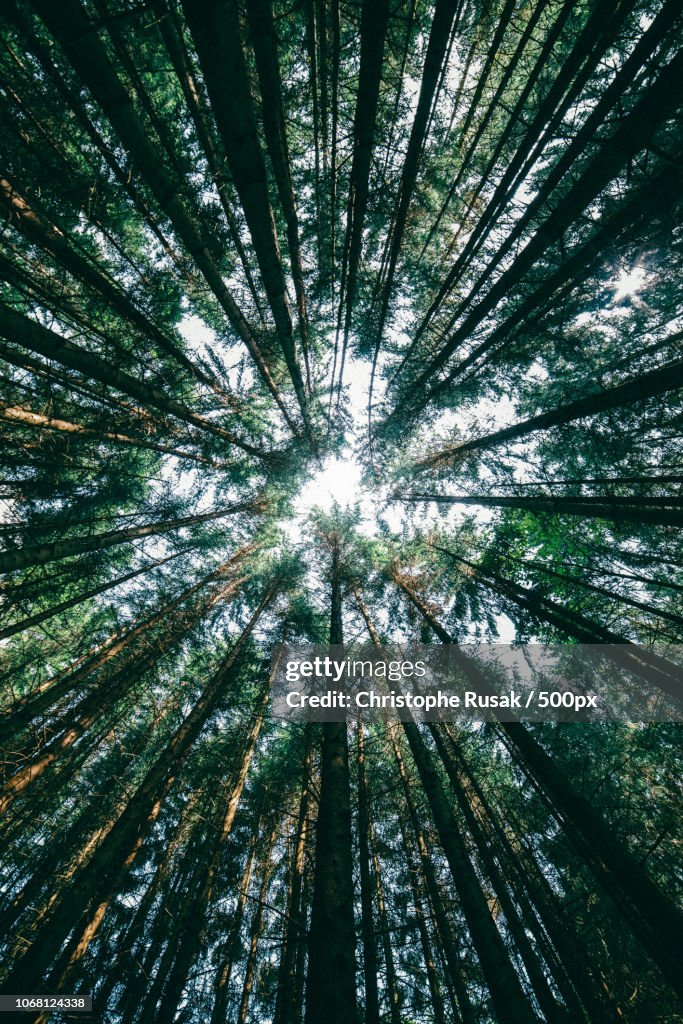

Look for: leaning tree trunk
[402,720,538,1024]
[387,724,478,1024]
[182,0,312,437]
[415,356,683,467]
[0,583,278,997]
[0,551,180,641]
[0,303,268,456]
[429,724,574,1023]
[237,831,278,1024]
[400,492,683,528]
[0,496,261,575]
[431,548,683,704]
[30,0,300,437]
[391,571,683,999]
[367,818,402,1024]
[0,403,233,470]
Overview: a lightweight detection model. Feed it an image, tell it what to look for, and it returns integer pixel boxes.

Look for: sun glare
[612,266,648,300]
[295,455,364,513]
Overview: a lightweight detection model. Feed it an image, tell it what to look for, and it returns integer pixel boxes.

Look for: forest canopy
[0,1,681,1022]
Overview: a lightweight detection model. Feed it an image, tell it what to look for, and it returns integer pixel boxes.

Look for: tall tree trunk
[182,0,312,437]
[151,692,271,1022]
[356,724,380,1024]
[210,811,263,1024]
[415,357,683,467]
[274,727,312,1024]
[157,2,267,322]
[30,0,300,436]
[246,0,312,389]
[305,537,358,1024]
[0,570,248,810]
[388,724,478,1024]
[402,720,538,1024]
[428,725,571,1023]
[368,0,460,416]
[0,176,212,389]
[0,551,180,641]
[395,801,448,1024]
[2,544,256,737]
[409,43,683,400]
[0,402,233,469]
[0,496,262,575]
[392,572,683,999]
[237,831,278,1024]
[400,492,683,528]
[0,582,278,996]
[444,727,623,1024]
[332,0,389,402]
[0,304,269,456]
[367,819,402,1024]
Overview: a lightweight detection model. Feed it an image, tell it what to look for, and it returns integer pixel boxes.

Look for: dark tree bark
[30,0,301,436]
[0,495,262,574]
[182,0,312,436]
[401,492,683,528]
[274,728,312,1024]
[402,720,538,1024]
[0,304,269,457]
[415,357,683,467]
[392,571,683,999]
[305,536,358,1024]
[356,724,380,1024]
[1,582,278,995]
[0,551,180,641]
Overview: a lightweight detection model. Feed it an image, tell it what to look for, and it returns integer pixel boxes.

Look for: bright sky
[170,270,650,644]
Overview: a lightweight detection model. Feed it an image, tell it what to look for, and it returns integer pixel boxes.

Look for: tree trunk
[0,303,268,456]
[0,581,278,996]
[0,176,211,388]
[356,724,380,1024]
[367,819,402,1024]
[152,692,270,1022]
[274,727,312,1024]
[392,572,683,999]
[0,571,248,810]
[0,402,232,469]
[0,496,261,575]
[431,549,683,703]
[237,832,278,1024]
[395,799,448,1024]
[402,720,538,1024]
[0,551,180,641]
[444,727,623,1024]
[182,0,312,436]
[428,724,569,1023]
[305,537,358,1024]
[210,812,263,1024]
[416,357,683,467]
[246,0,312,388]
[388,724,478,1024]
[413,42,683,394]
[30,0,300,436]
[401,492,683,528]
